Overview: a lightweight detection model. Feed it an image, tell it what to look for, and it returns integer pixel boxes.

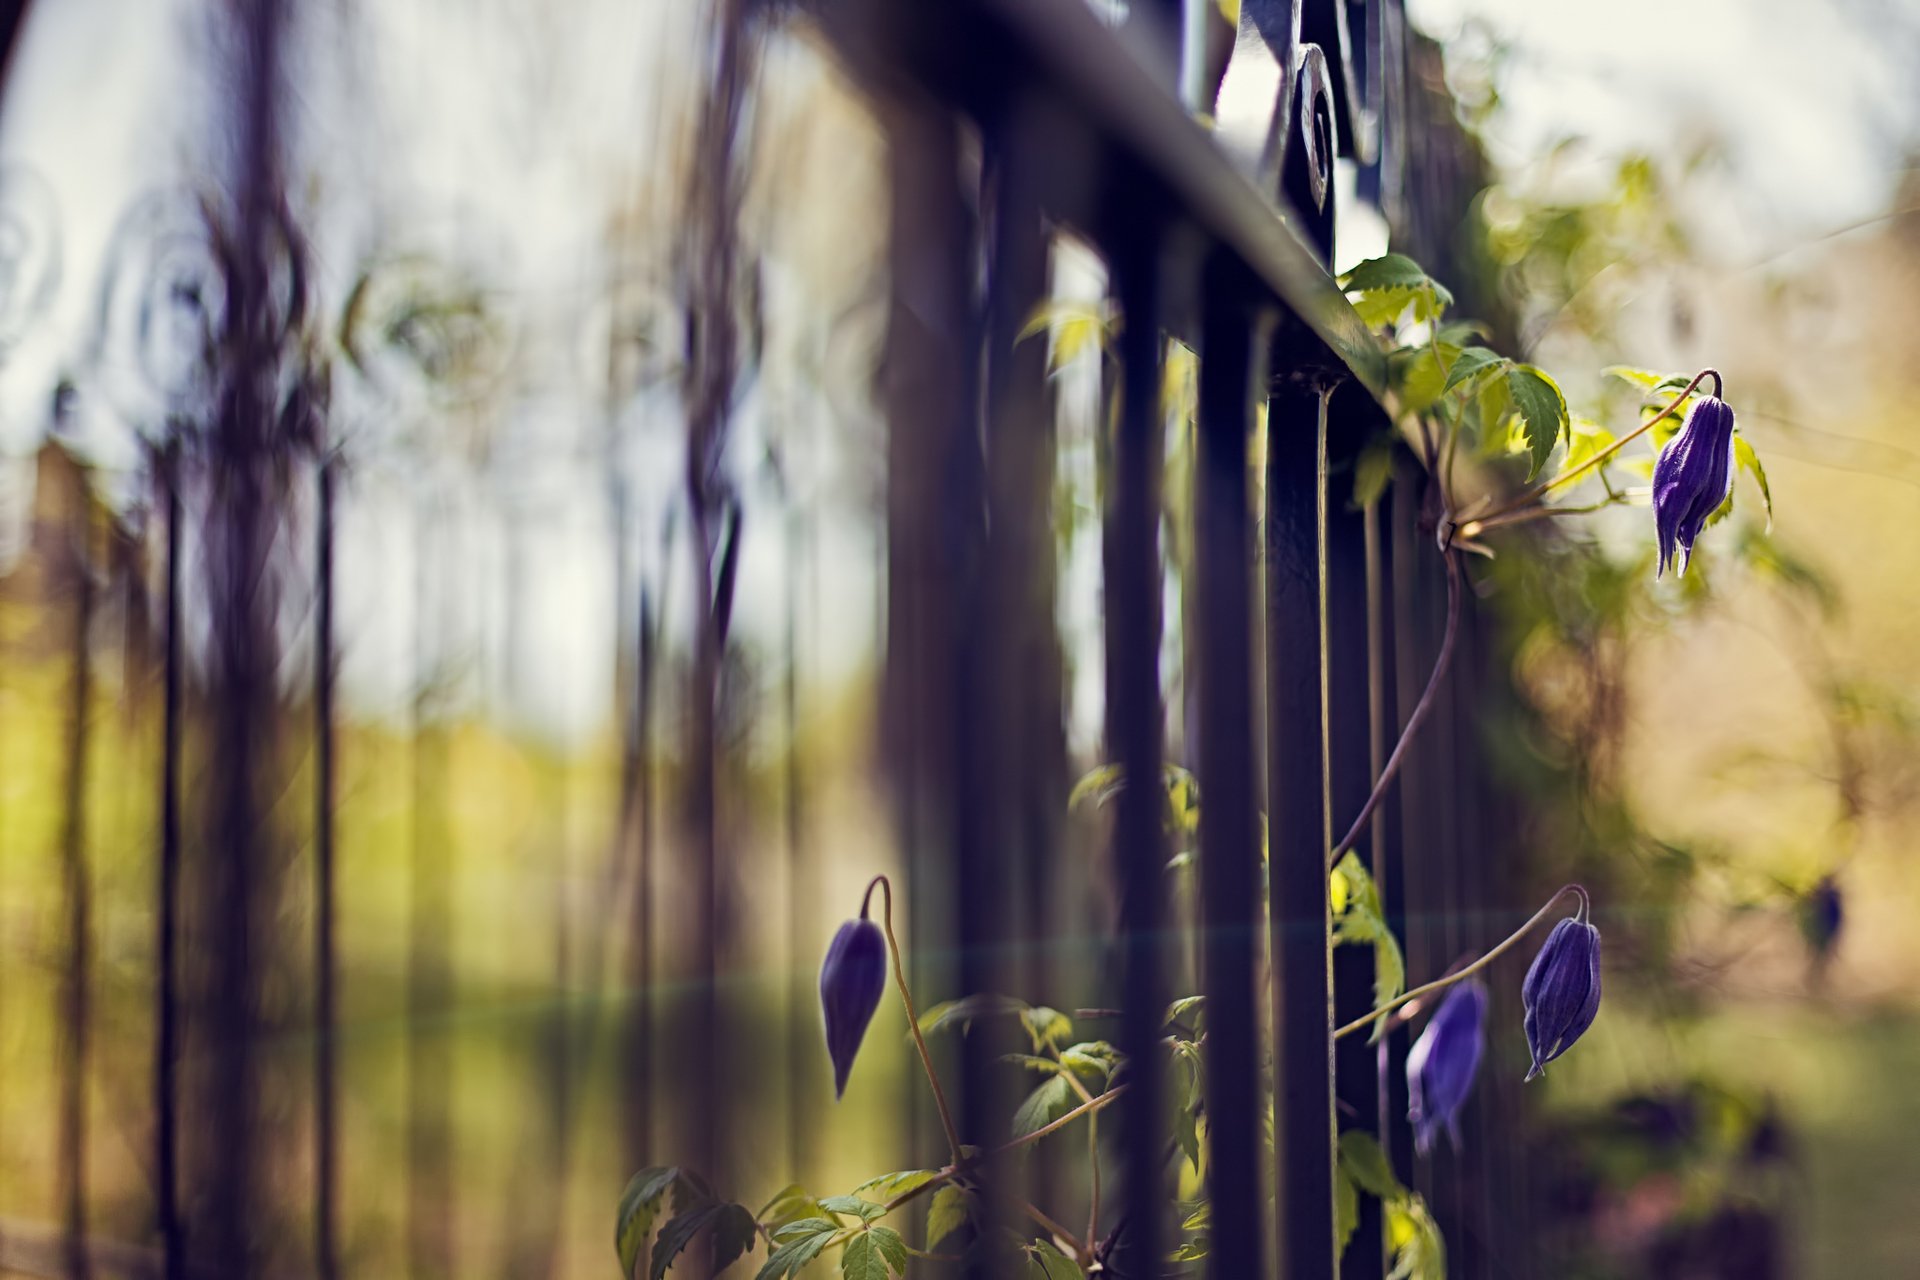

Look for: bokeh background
[0,0,1913,1276]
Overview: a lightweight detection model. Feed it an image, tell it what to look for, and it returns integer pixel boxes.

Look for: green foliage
[1504,365,1570,480]
[652,1200,755,1280]
[1024,1239,1083,1278]
[1341,254,1455,328]
[1338,1131,1446,1280]
[818,1196,887,1223]
[840,1227,906,1280]
[757,1219,839,1280]
[925,1186,969,1251]
[617,1167,683,1279]
[1331,853,1408,1042]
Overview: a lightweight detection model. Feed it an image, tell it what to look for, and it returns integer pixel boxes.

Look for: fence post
[1194,265,1268,1278]
[1107,230,1168,1280]
[1267,367,1336,1280]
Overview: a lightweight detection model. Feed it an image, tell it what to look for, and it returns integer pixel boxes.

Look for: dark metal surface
[1267,373,1335,1280]
[1195,272,1267,1277]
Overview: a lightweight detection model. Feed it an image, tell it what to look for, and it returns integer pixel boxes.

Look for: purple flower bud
[1406,978,1487,1156]
[1801,875,1843,957]
[1652,394,1737,578]
[819,917,887,1099]
[1522,916,1601,1081]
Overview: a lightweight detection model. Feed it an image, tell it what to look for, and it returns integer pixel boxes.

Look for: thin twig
[862,875,962,1159]
[1333,885,1588,1040]
[876,1086,1130,1215]
[1327,549,1462,869]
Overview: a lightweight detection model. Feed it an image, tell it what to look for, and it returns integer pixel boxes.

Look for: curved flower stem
[1462,369,1719,534]
[1327,548,1462,869]
[1332,884,1588,1040]
[862,874,963,1160]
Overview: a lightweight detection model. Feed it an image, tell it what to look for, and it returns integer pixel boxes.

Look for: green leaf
[917,994,1030,1039]
[1330,853,1406,1039]
[1352,438,1396,510]
[1067,763,1124,811]
[1026,1239,1084,1279]
[1735,433,1772,527]
[618,1167,681,1279]
[1011,1075,1078,1140]
[1506,365,1569,480]
[1021,1006,1074,1051]
[759,1185,826,1231]
[1389,343,1461,415]
[870,1227,908,1275]
[757,1219,839,1280]
[1339,254,1455,327]
[652,1203,727,1280]
[851,1170,937,1200]
[1441,346,1505,396]
[1338,1130,1403,1201]
[819,1196,887,1223]
[1182,1203,1212,1231]
[1386,1194,1446,1280]
[926,1185,969,1250]
[1603,365,1691,394]
[841,1231,897,1280]
[711,1204,758,1276]
[1165,995,1206,1032]
[1335,1166,1359,1259]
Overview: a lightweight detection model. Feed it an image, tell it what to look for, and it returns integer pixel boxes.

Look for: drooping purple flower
[1522,916,1602,1080]
[1652,394,1737,578]
[819,916,888,1098]
[1407,978,1487,1155]
[1801,875,1843,958]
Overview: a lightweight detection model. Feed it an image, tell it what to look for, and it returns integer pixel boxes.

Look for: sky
[0,0,1912,749]
[1409,0,1920,248]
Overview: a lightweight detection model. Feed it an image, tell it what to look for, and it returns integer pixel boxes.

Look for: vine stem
[1327,548,1462,869]
[1333,884,1589,1040]
[1460,368,1720,534]
[877,1086,1130,1215]
[862,875,962,1160]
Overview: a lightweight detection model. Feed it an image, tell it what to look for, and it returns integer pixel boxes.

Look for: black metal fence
[827,1,1527,1276]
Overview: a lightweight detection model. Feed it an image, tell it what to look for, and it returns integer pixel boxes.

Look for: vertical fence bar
[156,446,182,1280]
[1268,370,1335,1280]
[1368,460,1409,1261]
[313,453,339,1280]
[1326,389,1381,1280]
[1194,269,1265,1278]
[1107,230,1167,1280]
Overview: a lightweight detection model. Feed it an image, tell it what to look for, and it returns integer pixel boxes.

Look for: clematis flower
[1406,978,1487,1155]
[1652,393,1737,578]
[819,914,888,1098]
[1522,915,1602,1080]
[1801,875,1843,958]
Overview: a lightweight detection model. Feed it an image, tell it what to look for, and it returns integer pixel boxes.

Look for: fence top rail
[826,0,1389,399]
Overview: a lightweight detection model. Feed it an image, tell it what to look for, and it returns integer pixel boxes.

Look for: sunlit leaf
[1506,365,1569,480]
[917,994,1030,1039]
[1734,433,1772,527]
[1334,1166,1359,1259]
[1026,1239,1083,1279]
[926,1186,969,1251]
[757,1219,839,1280]
[1338,1130,1403,1201]
[819,1196,887,1223]
[1441,346,1505,396]
[617,1167,681,1279]
[1011,1075,1078,1141]
[1021,1006,1074,1051]
[851,1170,937,1200]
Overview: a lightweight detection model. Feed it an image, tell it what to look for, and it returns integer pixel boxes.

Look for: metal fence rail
[824,0,1510,1276]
